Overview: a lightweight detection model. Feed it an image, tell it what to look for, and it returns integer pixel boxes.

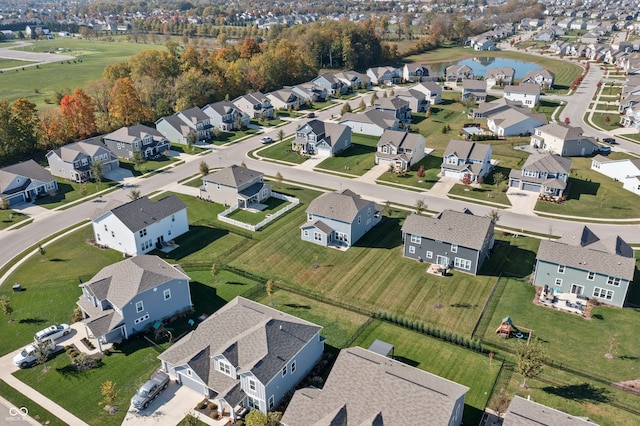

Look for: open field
[0,58,36,69]
[316,134,379,176]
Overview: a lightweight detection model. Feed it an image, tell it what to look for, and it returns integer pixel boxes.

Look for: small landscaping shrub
[197,401,207,410]
[210,412,218,419]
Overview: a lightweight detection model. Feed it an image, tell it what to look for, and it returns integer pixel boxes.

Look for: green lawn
[0,210,29,230]
[353,321,498,425]
[534,99,563,121]
[171,142,206,155]
[590,112,622,131]
[0,379,66,426]
[621,133,640,143]
[211,128,259,145]
[34,178,118,209]
[0,58,36,69]
[255,138,308,164]
[119,156,176,176]
[377,154,441,189]
[534,158,640,218]
[449,183,511,206]
[316,134,379,176]
[226,197,293,225]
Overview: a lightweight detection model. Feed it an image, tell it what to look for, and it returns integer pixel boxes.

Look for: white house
[591,155,640,196]
[441,140,493,182]
[375,129,426,171]
[530,122,599,157]
[487,108,548,136]
[503,84,541,107]
[339,108,400,136]
[92,195,188,256]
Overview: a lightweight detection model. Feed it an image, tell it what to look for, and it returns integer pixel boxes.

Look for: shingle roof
[202,164,263,188]
[339,109,398,128]
[50,137,112,163]
[99,195,186,233]
[485,67,515,79]
[504,395,598,426]
[280,346,468,426]
[307,189,374,223]
[0,160,55,194]
[537,122,584,140]
[377,129,424,150]
[106,124,164,143]
[505,83,541,95]
[463,79,487,91]
[522,153,572,174]
[179,106,209,123]
[444,139,491,162]
[401,210,494,251]
[537,226,635,280]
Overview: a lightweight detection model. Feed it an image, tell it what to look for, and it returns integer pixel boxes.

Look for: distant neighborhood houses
[46,137,120,183]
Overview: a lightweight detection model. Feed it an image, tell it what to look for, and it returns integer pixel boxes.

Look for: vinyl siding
[403,235,483,275]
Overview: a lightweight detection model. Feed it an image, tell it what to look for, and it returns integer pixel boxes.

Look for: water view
[430,57,543,78]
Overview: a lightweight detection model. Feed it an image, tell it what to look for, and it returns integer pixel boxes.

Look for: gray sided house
[292,120,352,157]
[412,81,443,104]
[334,70,371,90]
[375,129,426,172]
[312,73,347,95]
[533,226,635,308]
[339,108,400,137]
[0,160,58,206]
[266,89,303,110]
[366,66,401,86]
[462,79,487,103]
[158,296,324,422]
[104,124,170,159]
[441,139,493,182]
[46,137,119,183]
[394,88,431,113]
[202,101,250,131]
[401,210,495,275]
[176,107,212,141]
[504,395,598,426]
[522,69,556,89]
[200,165,271,208]
[281,346,468,426]
[530,122,599,157]
[232,92,274,119]
[155,114,193,145]
[373,96,412,124]
[77,255,191,352]
[402,63,433,83]
[301,189,381,248]
[289,83,327,104]
[446,64,474,82]
[509,153,571,198]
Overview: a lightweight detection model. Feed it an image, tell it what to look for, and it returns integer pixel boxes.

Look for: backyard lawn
[226,196,294,225]
[170,143,206,155]
[316,134,379,176]
[0,210,29,230]
[34,178,119,209]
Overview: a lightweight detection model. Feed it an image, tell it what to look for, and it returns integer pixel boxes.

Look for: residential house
[375,129,426,171]
[504,395,598,426]
[339,108,400,136]
[522,69,556,89]
[292,120,352,157]
[202,101,250,131]
[530,122,599,157]
[591,155,640,195]
[46,137,119,183]
[441,139,493,182]
[411,81,443,104]
[289,83,328,104]
[232,92,274,119]
[373,96,412,124]
[446,65,474,82]
[533,226,635,308]
[462,79,487,103]
[534,29,556,42]
[470,97,521,119]
[503,84,541,107]
[470,36,497,51]
[300,189,381,248]
[92,195,188,256]
[366,66,401,86]
[200,164,271,208]
[581,32,601,44]
[155,115,195,145]
[0,160,58,206]
[334,70,371,90]
[281,346,468,426]
[549,40,572,56]
[401,210,495,275]
[176,107,212,141]
[311,73,347,96]
[266,88,303,110]
[509,153,572,198]
[487,107,548,136]
[484,67,515,88]
[76,255,191,352]
[620,105,640,130]
[402,63,433,82]
[394,88,430,113]
[104,124,171,159]
[158,296,323,420]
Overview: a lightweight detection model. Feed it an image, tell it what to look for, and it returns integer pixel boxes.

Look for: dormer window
[219,360,232,376]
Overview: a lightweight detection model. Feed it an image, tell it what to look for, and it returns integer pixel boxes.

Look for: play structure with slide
[496,316,533,341]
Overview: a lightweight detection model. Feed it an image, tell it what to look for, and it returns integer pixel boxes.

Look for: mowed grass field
[0,38,163,106]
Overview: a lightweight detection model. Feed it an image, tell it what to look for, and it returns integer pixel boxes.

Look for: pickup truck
[131,370,170,410]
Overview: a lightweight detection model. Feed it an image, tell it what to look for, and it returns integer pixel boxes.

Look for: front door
[570,284,584,295]
[436,255,449,267]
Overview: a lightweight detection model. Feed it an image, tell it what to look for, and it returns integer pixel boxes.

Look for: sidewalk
[355,164,389,184]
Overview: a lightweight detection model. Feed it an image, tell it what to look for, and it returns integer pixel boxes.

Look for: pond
[430,57,543,78]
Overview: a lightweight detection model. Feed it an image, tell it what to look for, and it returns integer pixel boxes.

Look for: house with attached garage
[366,66,401,86]
[202,101,250,132]
[411,80,443,104]
[375,129,426,172]
[334,70,371,90]
[0,160,58,207]
[46,137,119,183]
[373,96,412,124]
[394,87,431,113]
[446,65,474,82]
[504,395,598,426]
[155,115,195,145]
[503,84,541,107]
[462,79,487,103]
[486,106,548,136]
[281,346,468,426]
[339,108,400,136]
[92,195,188,256]
[533,226,635,308]
[402,63,433,83]
[311,73,347,96]
[232,92,274,119]
[591,155,640,196]
[530,122,599,157]
[199,164,271,208]
[158,296,323,422]
[292,120,352,157]
[441,139,493,182]
[77,255,191,353]
[301,189,381,248]
[521,69,556,90]
[266,88,304,110]
[288,82,328,104]
[509,153,571,199]
[484,67,515,88]
[176,107,213,140]
[104,124,171,159]
[401,210,495,275]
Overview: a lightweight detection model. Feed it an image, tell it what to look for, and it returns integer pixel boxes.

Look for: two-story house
[533,226,635,307]
[402,63,433,83]
[366,66,401,86]
[200,164,271,208]
[462,79,487,103]
[176,107,213,140]
[441,139,493,182]
[394,88,431,113]
[202,101,250,131]
[334,70,371,90]
[289,82,328,104]
[77,255,191,352]
[281,346,468,426]
[339,108,400,137]
[0,160,58,206]
[375,129,426,172]
[503,84,541,107]
[522,69,556,89]
[504,396,598,426]
[509,153,572,198]
[530,122,599,157]
[292,120,352,157]
[401,210,495,275]
[155,115,194,145]
[311,73,347,96]
[445,65,474,82]
[158,296,324,422]
[266,89,303,110]
[301,189,381,248]
[92,195,188,256]
[485,67,516,87]
[232,92,275,119]
[486,107,548,136]
[103,124,170,159]
[411,81,443,104]
[46,137,120,183]
[373,97,412,124]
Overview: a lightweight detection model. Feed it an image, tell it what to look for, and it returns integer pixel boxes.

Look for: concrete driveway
[506,187,539,215]
[104,167,134,182]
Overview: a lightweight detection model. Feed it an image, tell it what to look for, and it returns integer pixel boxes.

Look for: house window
[291,361,296,374]
[134,314,149,324]
[358,216,361,224]
[172,215,175,222]
[587,271,595,281]
[426,251,433,259]
[139,229,147,237]
[451,244,458,253]
[249,379,256,392]
[281,365,287,377]
[314,232,322,241]
[136,301,144,312]
[409,246,415,254]
[104,225,108,231]
[307,214,313,221]
[304,230,309,237]
[607,276,621,287]
[219,361,231,376]
[217,184,221,190]
[454,258,472,271]
[111,231,115,238]
[186,369,192,376]
[410,235,421,244]
[247,396,260,410]
[164,289,171,300]
[593,287,613,300]
[557,265,565,274]
[268,396,274,410]
[96,234,101,241]
[555,278,563,286]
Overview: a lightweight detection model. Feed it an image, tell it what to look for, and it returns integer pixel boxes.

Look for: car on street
[306,112,316,118]
[598,145,612,154]
[34,324,70,343]
[260,136,273,144]
[131,370,170,410]
[13,341,57,368]
[602,137,617,144]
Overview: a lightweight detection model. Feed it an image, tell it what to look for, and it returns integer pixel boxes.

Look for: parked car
[602,137,618,144]
[598,145,612,154]
[131,370,170,410]
[306,112,316,118]
[13,341,57,368]
[34,324,70,343]
[260,136,273,144]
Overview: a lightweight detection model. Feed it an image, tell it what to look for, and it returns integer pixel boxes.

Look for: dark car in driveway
[602,137,617,144]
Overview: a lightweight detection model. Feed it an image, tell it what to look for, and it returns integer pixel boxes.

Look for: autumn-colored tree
[604,115,610,123]
[564,117,571,125]
[86,79,114,132]
[109,78,150,126]
[417,165,425,178]
[101,381,119,406]
[199,161,209,176]
[38,109,72,150]
[102,61,131,81]
[462,173,472,185]
[11,98,39,157]
[174,69,216,111]
[240,37,261,59]
[60,88,97,140]
[180,45,202,72]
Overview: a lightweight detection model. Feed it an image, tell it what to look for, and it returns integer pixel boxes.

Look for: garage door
[522,182,540,192]
[510,179,520,188]
[442,169,459,178]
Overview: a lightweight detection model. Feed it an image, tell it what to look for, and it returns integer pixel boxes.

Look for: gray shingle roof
[537,122,583,140]
[537,226,635,280]
[157,115,192,137]
[280,346,469,426]
[339,109,398,128]
[504,395,598,426]
[444,139,491,162]
[377,129,424,150]
[522,153,572,174]
[0,160,55,195]
[202,164,263,188]
[505,83,541,95]
[51,137,114,163]
[307,189,374,223]
[463,79,487,91]
[101,195,187,233]
[401,210,494,251]
[106,124,164,143]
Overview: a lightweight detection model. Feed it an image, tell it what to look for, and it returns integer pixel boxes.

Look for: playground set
[495,316,534,342]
